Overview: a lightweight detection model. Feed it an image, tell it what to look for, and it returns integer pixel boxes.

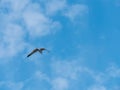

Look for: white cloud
[45,0,67,15]
[85,64,120,90]
[93,73,108,84]
[50,58,120,90]
[81,67,108,84]
[106,64,120,78]
[0,23,26,58]
[22,3,61,38]
[24,70,50,84]
[0,1,27,59]
[0,0,29,12]
[64,4,89,22]
[34,71,50,82]
[51,60,82,80]
[0,0,62,59]
[52,77,68,90]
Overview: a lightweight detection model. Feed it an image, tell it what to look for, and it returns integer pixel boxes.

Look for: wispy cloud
[106,64,120,78]
[21,70,51,90]
[45,0,67,15]
[50,58,120,89]
[0,23,26,58]
[51,77,69,90]
[0,58,117,90]
[51,59,82,80]
[22,6,61,37]
[34,71,50,82]
[64,4,89,22]
[0,81,23,90]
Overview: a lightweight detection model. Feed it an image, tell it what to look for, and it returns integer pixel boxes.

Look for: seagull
[27,48,49,57]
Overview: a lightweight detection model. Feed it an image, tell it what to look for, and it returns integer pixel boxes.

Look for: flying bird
[27,48,49,57]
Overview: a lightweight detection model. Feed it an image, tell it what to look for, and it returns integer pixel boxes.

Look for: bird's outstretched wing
[27,48,39,57]
[40,48,50,53]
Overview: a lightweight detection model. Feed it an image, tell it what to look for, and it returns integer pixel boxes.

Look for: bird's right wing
[40,48,50,53]
[27,49,39,57]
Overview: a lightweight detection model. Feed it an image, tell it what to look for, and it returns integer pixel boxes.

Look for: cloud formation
[52,77,68,90]
[0,23,26,58]
[0,0,119,90]
[0,0,89,59]
[22,2,61,37]
[45,0,67,15]
[0,0,62,59]
[50,59,120,90]
[64,4,89,22]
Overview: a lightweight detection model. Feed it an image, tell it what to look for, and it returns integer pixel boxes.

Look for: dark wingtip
[27,55,30,57]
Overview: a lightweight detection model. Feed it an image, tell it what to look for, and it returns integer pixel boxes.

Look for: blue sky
[0,0,120,90]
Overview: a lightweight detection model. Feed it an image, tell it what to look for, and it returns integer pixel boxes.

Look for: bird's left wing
[27,48,39,57]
